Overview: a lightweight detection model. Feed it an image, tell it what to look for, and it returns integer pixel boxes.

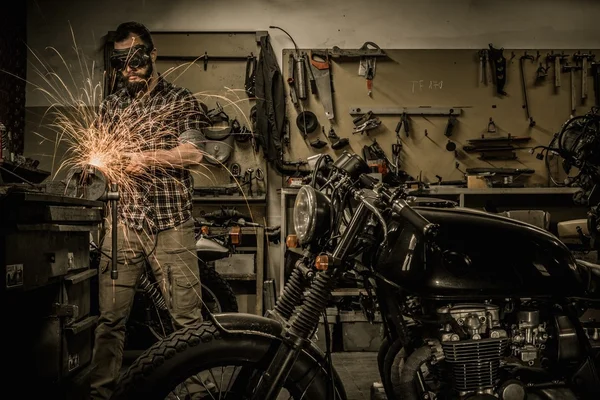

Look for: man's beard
[121,63,153,97]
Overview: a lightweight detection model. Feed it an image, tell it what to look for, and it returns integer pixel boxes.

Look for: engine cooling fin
[441,337,509,392]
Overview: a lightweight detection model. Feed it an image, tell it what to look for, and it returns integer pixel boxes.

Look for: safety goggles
[110,45,151,70]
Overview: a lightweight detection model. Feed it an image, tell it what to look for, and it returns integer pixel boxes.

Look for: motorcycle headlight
[293,186,331,244]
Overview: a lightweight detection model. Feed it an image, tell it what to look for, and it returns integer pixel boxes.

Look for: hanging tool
[487,117,497,133]
[562,63,582,114]
[488,44,507,96]
[295,111,319,137]
[593,61,600,106]
[310,129,328,149]
[446,140,458,158]
[535,63,549,85]
[546,51,569,89]
[392,139,402,175]
[573,52,596,101]
[269,26,303,107]
[478,49,489,86]
[392,119,404,174]
[327,126,349,150]
[331,42,387,59]
[310,50,335,120]
[394,112,411,138]
[402,112,410,137]
[244,54,257,97]
[230,163,242,183]
[282,118,291,148]
[358,55,377,96]
[352,111,381,134]
[444,109,458,137]
[287,53,299,107]
[303,52,317,95]
[519,52,536,127]
[365,59,375,96]
[295,52,308,100]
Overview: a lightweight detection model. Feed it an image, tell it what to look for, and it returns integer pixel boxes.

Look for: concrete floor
[332,352,381,400]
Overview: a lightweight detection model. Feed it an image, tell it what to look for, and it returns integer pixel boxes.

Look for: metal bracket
[349,107,463,116]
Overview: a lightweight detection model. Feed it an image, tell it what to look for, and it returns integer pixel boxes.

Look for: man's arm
[126,89,208,173]
[132,142,203,169]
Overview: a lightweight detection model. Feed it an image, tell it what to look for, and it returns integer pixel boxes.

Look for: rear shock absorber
[138,274,167,310]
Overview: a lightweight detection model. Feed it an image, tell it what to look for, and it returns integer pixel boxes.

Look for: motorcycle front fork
[252,202,369,400]
[254,269,337,399]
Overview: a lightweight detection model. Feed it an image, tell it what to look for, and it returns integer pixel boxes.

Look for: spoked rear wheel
[113,322,346,400]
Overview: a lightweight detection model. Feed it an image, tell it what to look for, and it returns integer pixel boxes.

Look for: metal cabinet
[1,191,103,398]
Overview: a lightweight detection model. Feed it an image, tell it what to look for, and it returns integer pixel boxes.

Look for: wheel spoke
[164,364,300,399]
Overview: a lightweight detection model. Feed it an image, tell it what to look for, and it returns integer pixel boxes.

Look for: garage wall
[25,0,600,107]
[24,0,600,281]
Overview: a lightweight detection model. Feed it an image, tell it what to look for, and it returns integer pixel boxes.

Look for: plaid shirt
[99,77,207,231]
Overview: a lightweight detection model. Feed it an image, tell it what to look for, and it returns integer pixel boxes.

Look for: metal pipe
[110,183,119,280]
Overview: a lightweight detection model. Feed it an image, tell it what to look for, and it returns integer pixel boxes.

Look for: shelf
[282,186,580,197]
[332,288,368,297]
[193,195,267,204]
[220,273,257,281]
[410,187,580,196]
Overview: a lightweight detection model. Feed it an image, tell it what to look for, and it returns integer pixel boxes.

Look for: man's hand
[123,152,146,175]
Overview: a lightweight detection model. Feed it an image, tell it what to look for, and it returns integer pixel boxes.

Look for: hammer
[562,63,582,114]
[573,52,596,100]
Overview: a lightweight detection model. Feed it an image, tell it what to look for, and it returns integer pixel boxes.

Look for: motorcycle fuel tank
[377,207,589,299]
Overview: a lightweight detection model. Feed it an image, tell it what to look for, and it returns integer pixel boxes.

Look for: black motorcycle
[111,150,600,400]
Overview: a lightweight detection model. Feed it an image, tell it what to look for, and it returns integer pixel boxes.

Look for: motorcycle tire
[112,322,346,400]
[377,337,390,381]
[198,261,238,317]
[384,338,406,400]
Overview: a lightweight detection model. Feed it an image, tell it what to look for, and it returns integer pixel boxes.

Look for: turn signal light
[230,226,242,245]
[201,225,210,235]
[315,254,329,271]
[286,234,298,248]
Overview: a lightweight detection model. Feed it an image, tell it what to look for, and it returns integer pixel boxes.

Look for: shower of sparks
[24,30,258,206]
[5,26,265,318]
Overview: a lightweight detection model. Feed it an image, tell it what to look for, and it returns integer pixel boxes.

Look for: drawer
[62,268,97,323]
[63,315,97,377]
[3,230,90,291]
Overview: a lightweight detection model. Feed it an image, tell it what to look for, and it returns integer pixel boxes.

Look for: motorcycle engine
[434,303,549,399]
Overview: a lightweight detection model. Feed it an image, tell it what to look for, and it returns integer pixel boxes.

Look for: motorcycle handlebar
[357,174,439,240]
[393,198,439,240]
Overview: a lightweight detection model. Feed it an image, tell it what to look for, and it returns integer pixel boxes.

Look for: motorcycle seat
[195,237,230,262]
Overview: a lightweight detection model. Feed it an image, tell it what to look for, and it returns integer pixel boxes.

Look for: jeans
[89,218,201,400]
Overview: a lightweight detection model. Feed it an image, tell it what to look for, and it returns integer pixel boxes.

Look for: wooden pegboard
[282,48,600,186]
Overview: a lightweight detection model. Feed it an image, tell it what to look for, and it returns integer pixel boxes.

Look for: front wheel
[112,322,346,400]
